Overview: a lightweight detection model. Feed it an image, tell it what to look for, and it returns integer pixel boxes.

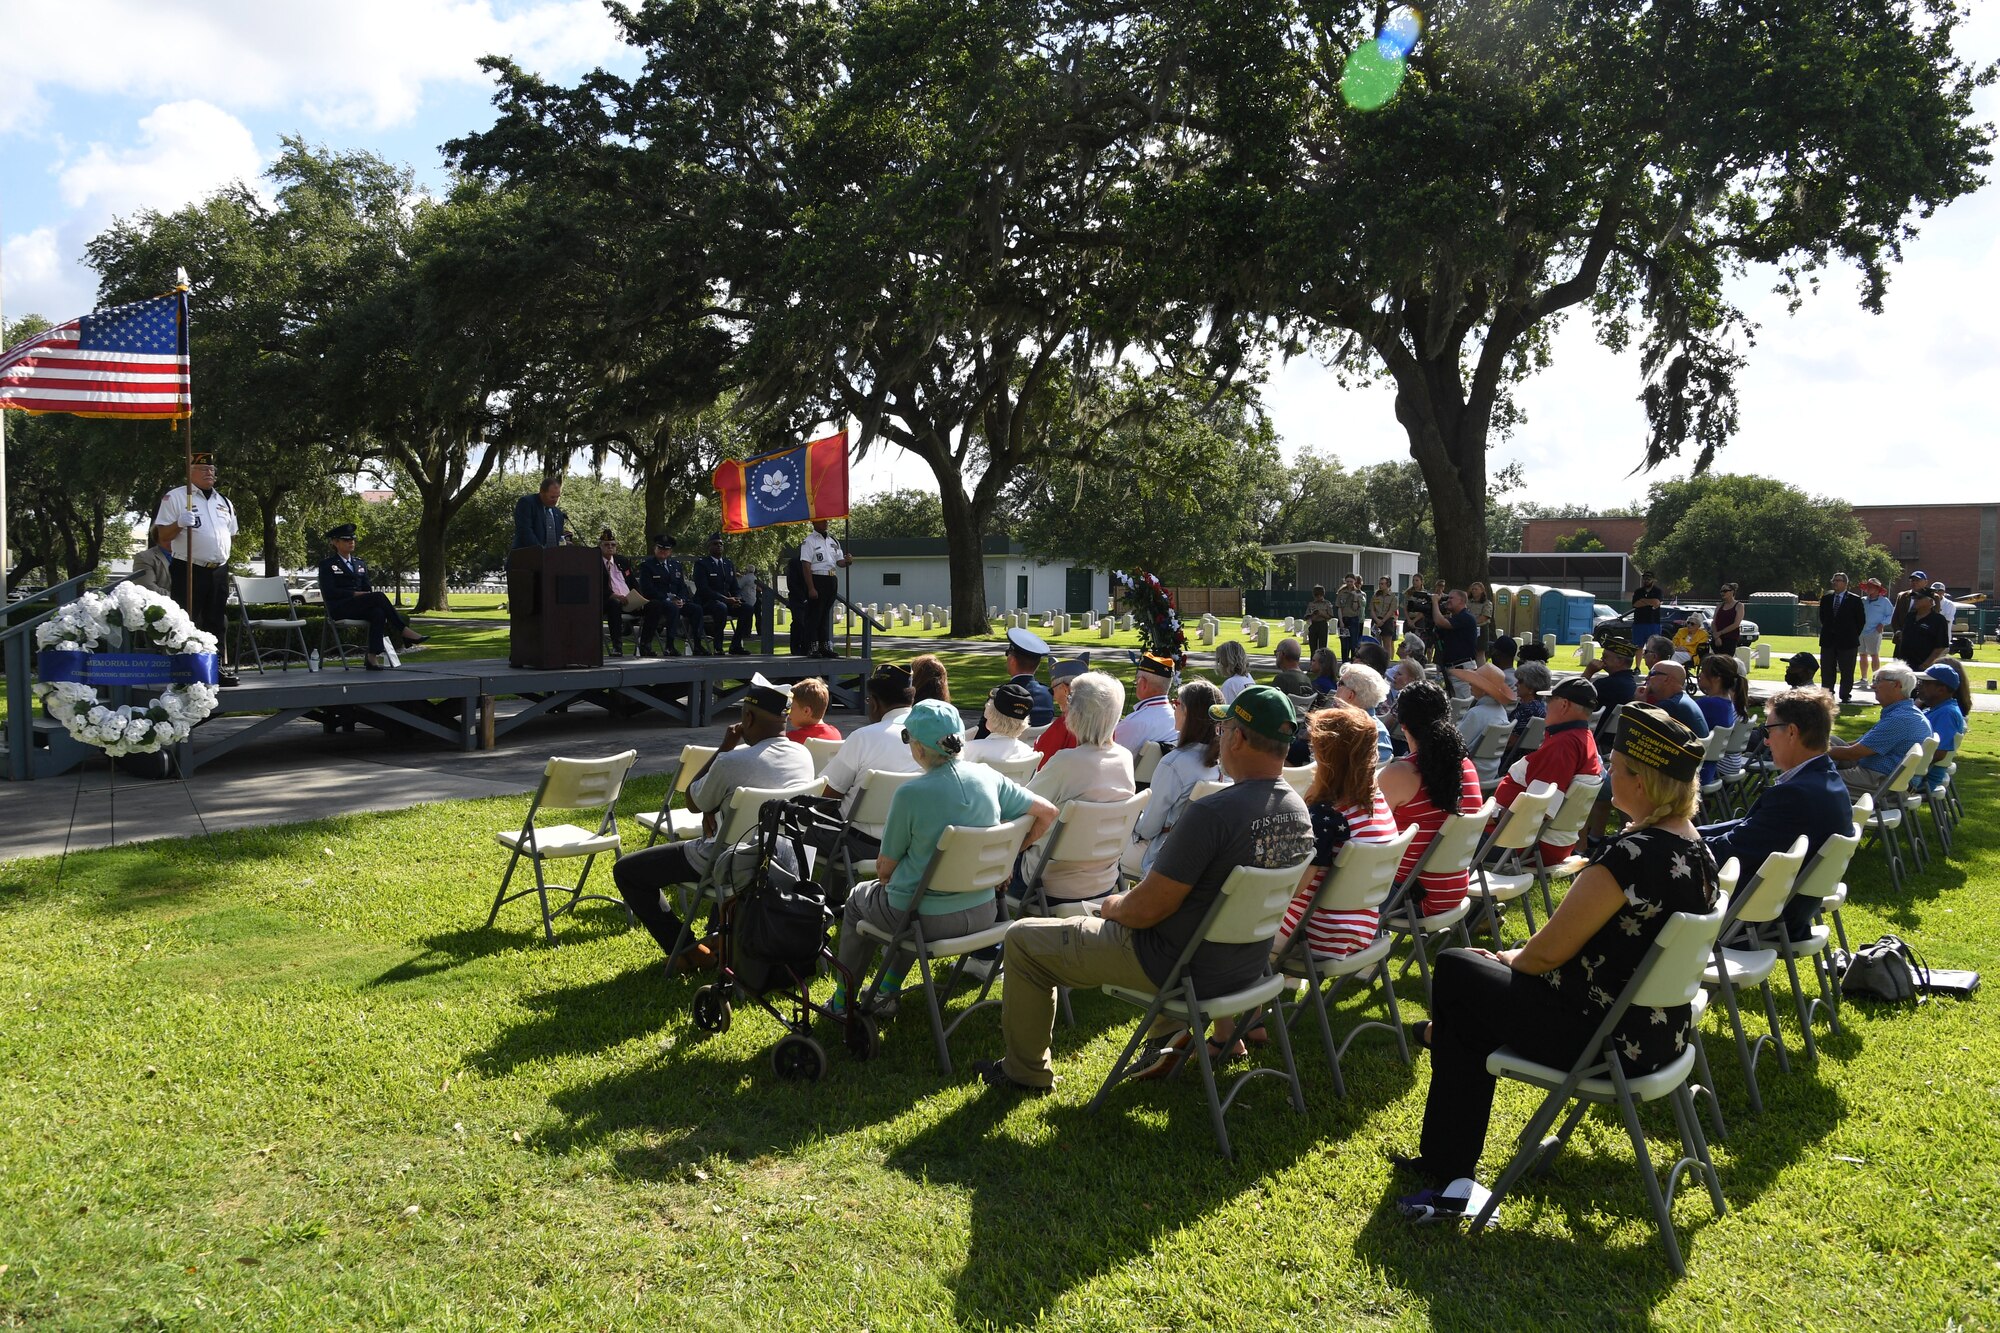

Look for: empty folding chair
[1089,856,1313,1158]
[802,735,845,777]
[1772,824,1863,1057]
[1471,887,1734,1275]
[488,750,640,943]
[853,817,1035,1073]
[232,575,312,674]
[1384,800,1496,1007]
[636,744,719,847]
[1466,783,1561,949]
[1700,837,1809,1115]
[1273,826,1419,1097]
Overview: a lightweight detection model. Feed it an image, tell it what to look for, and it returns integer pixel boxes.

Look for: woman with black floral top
[1392,704,1721,1219]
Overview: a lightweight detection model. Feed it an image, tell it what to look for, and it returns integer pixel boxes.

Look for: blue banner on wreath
[38,650,220,689]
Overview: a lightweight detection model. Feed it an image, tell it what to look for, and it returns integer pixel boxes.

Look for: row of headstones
[1572,635,1771,671]
[989,608,1139,637]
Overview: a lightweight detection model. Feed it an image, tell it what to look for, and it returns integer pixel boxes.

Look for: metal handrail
[2,572,93,780]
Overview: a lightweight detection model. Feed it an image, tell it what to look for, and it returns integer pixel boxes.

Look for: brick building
[1521,503,1999,595]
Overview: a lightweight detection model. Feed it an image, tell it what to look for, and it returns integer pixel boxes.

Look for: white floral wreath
[34,582,221,756]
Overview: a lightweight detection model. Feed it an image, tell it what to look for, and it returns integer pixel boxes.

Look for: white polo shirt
[153,485,237,566]
[819,706,919,836]
[800,531,844,576]
[1112,694,1179,756]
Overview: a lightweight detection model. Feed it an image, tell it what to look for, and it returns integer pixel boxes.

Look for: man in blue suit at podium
[512,473,568,549]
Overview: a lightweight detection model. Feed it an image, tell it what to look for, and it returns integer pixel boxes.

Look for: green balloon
[1341,41,1408,111]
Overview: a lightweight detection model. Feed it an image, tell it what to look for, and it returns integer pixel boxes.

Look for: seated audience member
[1914,662,1966,789]
[612,680,816,966]
[1113,654,1180,756]
[1393,705,1719,1218]
[1500,661,1551,764]
[1488,636,1519,692]
[1695,654,1748,783]
[1352,639,1393,676]
[1130,679,1223,877]
[1673,612,1710,662]
[1399,633,1428,670]
[1216,639,1256,704]
[1026,672,1137,901]
[1515,638,1552,664]
[319,523,428,670]
[785,677,841,742]
[1700,685,1851,939]
[1276,706,1402,960]
[1033,656,1091,768]
[1642,634,1677,673]
[1337,662,1395,764]
[1641,660,1710,741]
[1378,682,1483,918]
[972,686,1314,1092]
[1829,661,1931,797]
[830,699,1058,1017]
[962,684,1039,765]
[1271,638,1314,696]
[1311,648,1342,695]
[635,534,696,656]
[1450,661,1516,785]
[911,653,951,704]
[128,526,176,598]
[1898,585,1951,670]
[819,666,923,885]
[1784,650,1821,687]
[1492,677,1603,862]
[1582,634,1639,708]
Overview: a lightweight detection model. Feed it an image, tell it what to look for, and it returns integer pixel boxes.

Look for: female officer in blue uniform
[318,524,427,670]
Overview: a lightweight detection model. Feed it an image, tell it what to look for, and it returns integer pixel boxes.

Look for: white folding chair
[1190,778,1232,801]
[802,735,845,776]
[488,749,639,943]
[1017,792,1151,919]
[974,752,1042,784]
[1694,730,1731,822]
[1470,723,1514,794]
[1090,857,1315,1158]
[1021,722,1052,745]
[828,767,923,887]
[852,817,1034,1073]
[665,778,823,971]
[636,744,719,847]
[1472,885,1735,1275]
[1279,764,1316,795]
[1900,735,1940,871]
[1132,741,1168,787]
[232,574,312,673]
[1774,824,1863,1057]
[1531,774,1606,912]
[1923,747,1956,853]
[1466,782,1561,948]
[1515,714,1548,754]
[1384,800,1496,1007]
[1717,718,1757,817]
[1272,827,1419,1097]
[1701,837,1809,1115]
[1859,744,1926,894]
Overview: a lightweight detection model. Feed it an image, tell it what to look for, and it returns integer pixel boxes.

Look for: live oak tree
[1152,0,1992,590]
[1633,473,1899,598]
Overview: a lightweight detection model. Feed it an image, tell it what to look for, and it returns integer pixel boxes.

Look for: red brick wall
[1521,517,1649,555]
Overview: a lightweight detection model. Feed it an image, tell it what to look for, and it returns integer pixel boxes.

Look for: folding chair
[1132,741,1167,787]
[802,735,845,777]
[1384,800,1496,1007]
[1089,856,1315,1158]
[636,744,720,847]
[1190,778,1232,801]
[1858,744,1926,894]
[1902,735,1940,871]
[1272,826,1419,1097]
[1700,836,1808,1115]
[1514,714,1548,754]
[1466,783,1561,948]
[664,778,824,970]
[487,749,640,943]
[1470,723,1514,794]
[1021,722,1052,745]
[232,575,312,674]
[833,768,923,886]
[1280,764,1316,796]
[1530,774,1606,914]
[1016,792,1152,919]
[1472,886,1734,1275]
[1925,747,1957,853]
[1717,718,1757,817]
[974,752,1041,784]
[1772,824,1863,1057]
[320,612,372,668]
[1694,730,1731,822]
[853,817,1035,1073]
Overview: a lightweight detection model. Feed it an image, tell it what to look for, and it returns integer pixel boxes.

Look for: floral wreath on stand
[34,582,221,756]
[1111,569,1188,670]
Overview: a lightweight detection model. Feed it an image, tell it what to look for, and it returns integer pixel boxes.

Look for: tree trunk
[262,504,282,577]
[936,482,992,637]
[1392,360,1491,593]
[416,489,451,613]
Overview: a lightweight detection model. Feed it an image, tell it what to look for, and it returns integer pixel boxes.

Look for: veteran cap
[1545,678,1599,709]
[743,672,794,717]
[1049,655,1091,684]
[990,682,1035,720]
[1613,703,1704,782]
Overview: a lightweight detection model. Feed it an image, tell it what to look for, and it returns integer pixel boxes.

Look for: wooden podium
[507,546,603,669]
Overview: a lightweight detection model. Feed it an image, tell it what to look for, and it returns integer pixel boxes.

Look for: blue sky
[4,0,1995,511]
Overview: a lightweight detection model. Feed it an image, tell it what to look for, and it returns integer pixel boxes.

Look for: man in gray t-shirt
[613,679,815,965]
[975,686,1314,1093]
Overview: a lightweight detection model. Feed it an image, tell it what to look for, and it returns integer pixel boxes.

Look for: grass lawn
[3,697,1997,1327]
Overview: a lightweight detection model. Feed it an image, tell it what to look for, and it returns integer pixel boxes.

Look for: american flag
[0,291,191,420]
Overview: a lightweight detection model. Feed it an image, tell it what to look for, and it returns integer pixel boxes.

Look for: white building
[1259,541,1421,593]
[837,537,1101,614]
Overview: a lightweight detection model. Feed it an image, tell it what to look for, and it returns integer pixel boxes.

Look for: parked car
[1593,604,1760,646]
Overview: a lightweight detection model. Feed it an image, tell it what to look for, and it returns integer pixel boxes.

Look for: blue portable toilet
[1536,587,1598,644]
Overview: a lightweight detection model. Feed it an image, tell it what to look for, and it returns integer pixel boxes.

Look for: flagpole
[0,204,9,596]
[176,277,194,613]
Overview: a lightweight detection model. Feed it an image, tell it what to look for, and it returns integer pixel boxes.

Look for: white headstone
[922,609,933,630]
[1056,613,1070,635]
[1199,620,1215,644]
[1735,645,1754,675]
[1254,623,1271,649]
[1542,634,1557,654]
[1099,617,1113,639]
[1576,636,1596,666]
[1754,643,1772,669]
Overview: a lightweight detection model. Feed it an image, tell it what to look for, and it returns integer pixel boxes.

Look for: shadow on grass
[1352,1060,1843,1324]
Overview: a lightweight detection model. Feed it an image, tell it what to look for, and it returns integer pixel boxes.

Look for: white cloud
[0,0,629,134]
[2,225,92,326]
[57,101,266,219]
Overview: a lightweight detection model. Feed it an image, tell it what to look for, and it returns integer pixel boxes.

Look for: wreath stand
[54,720,212,888]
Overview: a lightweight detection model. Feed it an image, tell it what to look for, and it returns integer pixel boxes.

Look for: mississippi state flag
[714,430,850,532]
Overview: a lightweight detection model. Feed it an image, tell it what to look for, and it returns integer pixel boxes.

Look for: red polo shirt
[1493,720,1603,860]
[1033,714,1077,769]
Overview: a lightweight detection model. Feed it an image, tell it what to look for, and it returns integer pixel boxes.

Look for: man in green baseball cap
[1210,683,1302,745]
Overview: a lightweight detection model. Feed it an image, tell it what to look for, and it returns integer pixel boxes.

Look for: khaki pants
[999,916,1158,1088]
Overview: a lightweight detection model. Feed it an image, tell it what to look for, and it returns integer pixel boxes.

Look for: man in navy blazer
[511,474,568,550]
[1701,685,1853,939]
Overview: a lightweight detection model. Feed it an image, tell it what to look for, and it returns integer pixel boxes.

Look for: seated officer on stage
[318,524,427,671]
[694,532,752,656]
[635,534,695,657]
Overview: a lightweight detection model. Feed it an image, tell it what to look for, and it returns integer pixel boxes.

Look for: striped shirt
[1392,756,1482,913]
[1281,789,1400,959]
